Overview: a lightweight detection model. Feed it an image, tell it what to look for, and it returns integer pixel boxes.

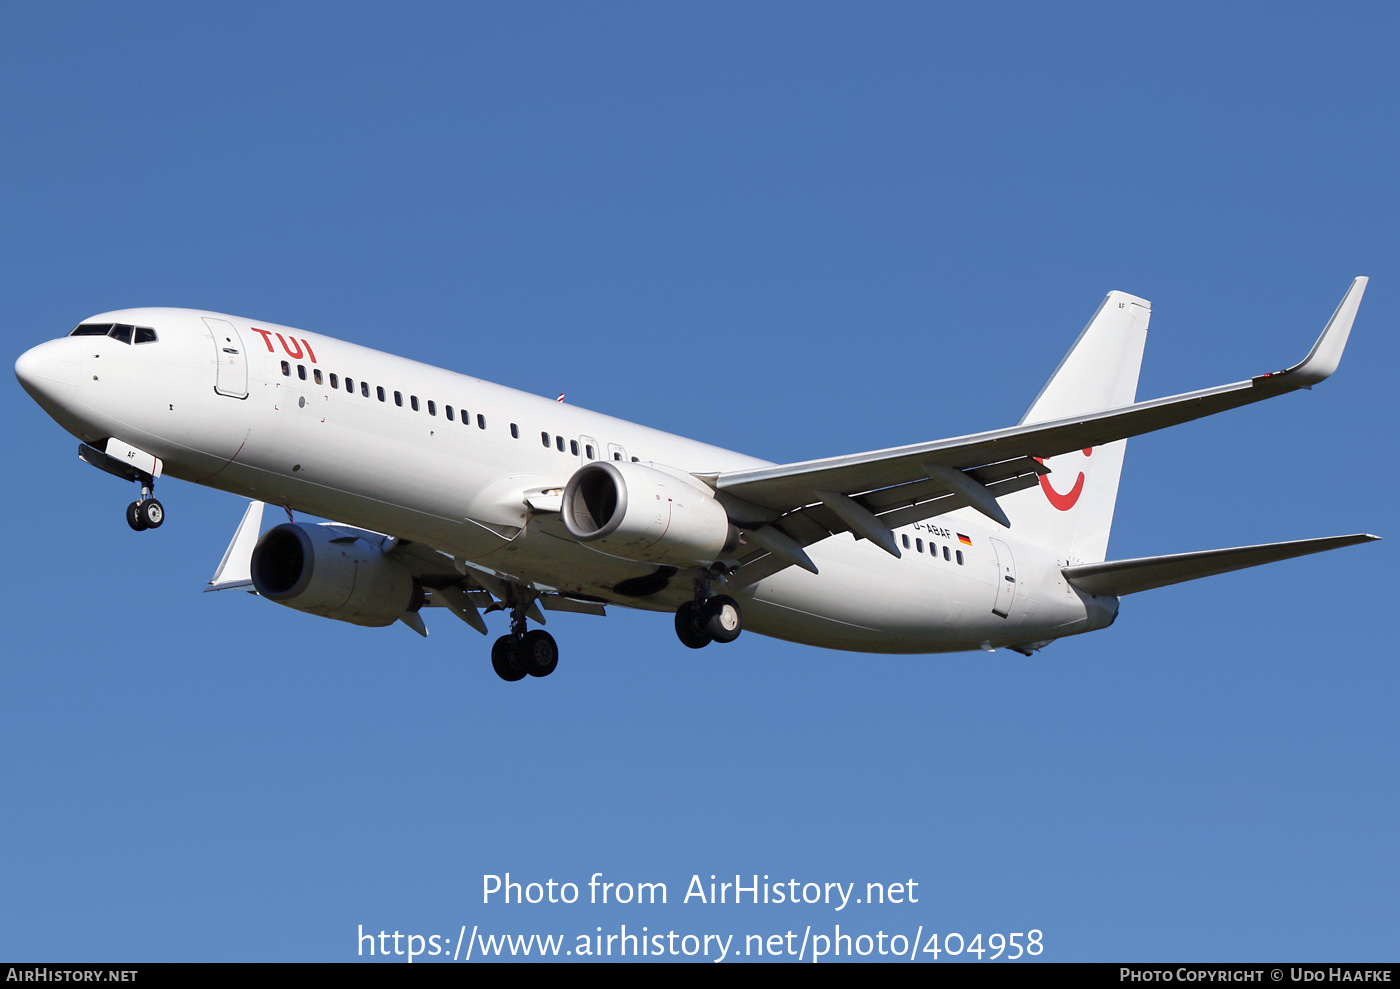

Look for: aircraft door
[989,537,1017,619]
[204,317,249,399]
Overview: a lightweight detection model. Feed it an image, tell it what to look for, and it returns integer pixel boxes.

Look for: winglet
[1266,277,1368,387]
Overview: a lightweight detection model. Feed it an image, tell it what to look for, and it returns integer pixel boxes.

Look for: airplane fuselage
[19,306,1118,653]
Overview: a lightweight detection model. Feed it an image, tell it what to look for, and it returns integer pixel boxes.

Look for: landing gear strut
[674,570,743,649]
[490,596,559,681]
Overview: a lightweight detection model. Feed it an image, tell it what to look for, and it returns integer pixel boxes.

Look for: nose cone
[15,339,80,414]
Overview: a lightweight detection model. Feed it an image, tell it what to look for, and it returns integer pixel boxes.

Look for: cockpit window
[68,322,157,343]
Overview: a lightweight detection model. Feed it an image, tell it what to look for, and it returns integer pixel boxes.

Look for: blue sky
[3,2,1395,962]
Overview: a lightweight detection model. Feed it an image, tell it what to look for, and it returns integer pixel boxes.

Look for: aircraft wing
[713,277,1367,585]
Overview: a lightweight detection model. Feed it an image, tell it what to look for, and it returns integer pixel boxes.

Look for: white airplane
[14,279,1378,681]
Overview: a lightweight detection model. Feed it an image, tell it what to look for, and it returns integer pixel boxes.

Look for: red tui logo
[249,328,318,364]
[1035,448,1092,511]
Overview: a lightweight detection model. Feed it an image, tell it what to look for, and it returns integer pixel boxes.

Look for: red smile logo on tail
[1035,448,1092,511]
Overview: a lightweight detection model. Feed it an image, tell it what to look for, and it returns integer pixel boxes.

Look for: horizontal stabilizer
[1063,533,1379,597]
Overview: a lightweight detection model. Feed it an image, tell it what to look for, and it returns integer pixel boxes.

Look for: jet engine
[250,522,416,627]
[561,460,737,567]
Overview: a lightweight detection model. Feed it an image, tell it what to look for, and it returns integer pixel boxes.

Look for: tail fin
[998,291,1150,563]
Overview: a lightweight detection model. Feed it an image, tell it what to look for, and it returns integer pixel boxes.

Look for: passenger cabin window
[585,444,595,459]
[901,534,910,549]
[477,414,486,429]
[330,373,339,389]
[281,361,290,376]
[916,538,924,553]
[510,423,519,439]
[361,381,369,398]
[541,431,550,447]
[570,440,579,456]
[394,391,403,407]
[556,436,565,452]
[956,550,964,565]
[428,400,436,416]
[313,369,323,385]
[410,395,420,411]
[297,365,307,380]
[943,546,950,561]
[377,386,385,402]
[446,406,454,421]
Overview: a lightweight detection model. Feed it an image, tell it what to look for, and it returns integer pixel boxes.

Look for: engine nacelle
[250,523,415,627]
[561,460,736,567]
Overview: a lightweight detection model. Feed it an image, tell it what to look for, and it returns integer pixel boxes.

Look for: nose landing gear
[77,442,167,532]
[126,486,164,531]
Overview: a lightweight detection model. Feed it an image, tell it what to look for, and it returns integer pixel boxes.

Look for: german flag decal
[958,534,972,546]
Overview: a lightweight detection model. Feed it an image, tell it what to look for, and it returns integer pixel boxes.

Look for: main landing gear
[490,600,559,682]
[674,569,744,649]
